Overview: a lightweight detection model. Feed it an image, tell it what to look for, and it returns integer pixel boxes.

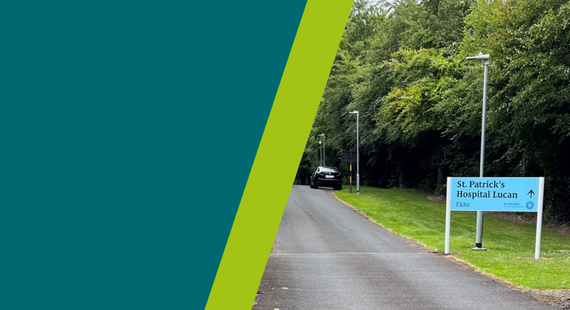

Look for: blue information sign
[449,177,541,212]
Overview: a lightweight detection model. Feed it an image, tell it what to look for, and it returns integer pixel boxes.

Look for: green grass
[335,186,570,289]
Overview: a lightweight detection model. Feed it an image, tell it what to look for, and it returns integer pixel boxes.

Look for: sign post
[535,177,545,259]
[343,150,354,193]
[445,177,545,259]
[349,162,352,193]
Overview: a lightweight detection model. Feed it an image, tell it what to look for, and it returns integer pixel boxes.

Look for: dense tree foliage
[298,0,570,224]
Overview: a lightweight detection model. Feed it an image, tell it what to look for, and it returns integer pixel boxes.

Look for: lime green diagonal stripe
[205,1,354,309]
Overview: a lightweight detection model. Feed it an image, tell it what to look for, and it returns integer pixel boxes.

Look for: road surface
[253,185,554,310]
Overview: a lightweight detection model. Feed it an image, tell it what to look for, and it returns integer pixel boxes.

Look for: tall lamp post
[319,133,326,166]
[349,110,360,194]
[466,52,490,250]
[318,141,322,165]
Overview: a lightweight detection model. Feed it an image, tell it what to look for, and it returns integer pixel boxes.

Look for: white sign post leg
[535,177,545,260]
[445,177,451,255]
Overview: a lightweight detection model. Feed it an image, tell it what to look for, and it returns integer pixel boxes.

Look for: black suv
[310,166,342,190]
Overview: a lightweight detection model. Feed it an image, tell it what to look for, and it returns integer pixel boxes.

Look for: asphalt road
[253,185,554,310]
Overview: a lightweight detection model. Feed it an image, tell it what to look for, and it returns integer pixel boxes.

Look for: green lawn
[335,186,570,289]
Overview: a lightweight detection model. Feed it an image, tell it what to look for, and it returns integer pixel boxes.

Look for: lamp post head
[466,52,490,61]
[349,110,359,114]
[318,133,325,137]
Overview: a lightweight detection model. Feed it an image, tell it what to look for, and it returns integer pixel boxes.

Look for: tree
[298,0,570,224]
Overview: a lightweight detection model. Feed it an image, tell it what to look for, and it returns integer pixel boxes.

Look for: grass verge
[335,186,570,290]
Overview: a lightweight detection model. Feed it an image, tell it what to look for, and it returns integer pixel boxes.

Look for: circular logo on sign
[526,201,534,210]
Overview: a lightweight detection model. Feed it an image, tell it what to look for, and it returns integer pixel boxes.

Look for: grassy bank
[335,187,570,289]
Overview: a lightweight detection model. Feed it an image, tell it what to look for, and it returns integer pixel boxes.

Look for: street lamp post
[349,110,360,194]
[319,133,326,166]
[318,141,322,165]
[466,52,490,250]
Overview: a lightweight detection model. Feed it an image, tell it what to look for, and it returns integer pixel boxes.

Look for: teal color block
[1,1,306,309]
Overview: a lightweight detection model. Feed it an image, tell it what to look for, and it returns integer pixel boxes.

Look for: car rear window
[320,167,338,173]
